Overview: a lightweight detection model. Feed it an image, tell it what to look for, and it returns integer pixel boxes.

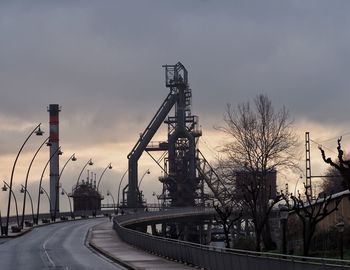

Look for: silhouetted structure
[71,178,103,214]
[48,104,61,216]
[235,170,277,199]
[126,62,202,208]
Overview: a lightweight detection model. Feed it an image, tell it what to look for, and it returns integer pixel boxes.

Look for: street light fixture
[138,169,151,189]
[107,190,116,213]
[36,146,61,224]
[61,188,74,219]
[3,123,44,235]
[117,169,128,210]
[21,136,50,228]
[279,204,289,255]
[152,191,161,208]
[52,153,77,221]
[35,126,44,136]
[40,187,51,219]
[4,123,43,235]
[3,181,20,230]
[20,184,35,226]
[76,158,93,187]
[97,163,112,192]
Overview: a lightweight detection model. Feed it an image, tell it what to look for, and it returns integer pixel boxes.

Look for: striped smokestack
[48,104,60,218]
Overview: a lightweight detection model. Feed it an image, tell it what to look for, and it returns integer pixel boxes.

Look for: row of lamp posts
[0,121,78,234]
[0,123,113,235]
[1,154,115,234]
[2,123,44,235]
[0,123,153,235]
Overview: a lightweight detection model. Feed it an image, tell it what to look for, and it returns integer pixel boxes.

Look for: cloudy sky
[1,0,350,214]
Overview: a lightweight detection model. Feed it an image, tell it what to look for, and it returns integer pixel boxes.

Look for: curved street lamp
[138,169,151,189]
[3,181,20,229]
[76,158,93,187]
[36,146,61,224]
[40,187,51,216]
[4,123,43,235]
[21,136,49,228]
[107,190,116,213]
[20,184,35,225]
[61,188,73,219]
[53,153,77,221]
[117,169,128,209]
[97,163,112,192]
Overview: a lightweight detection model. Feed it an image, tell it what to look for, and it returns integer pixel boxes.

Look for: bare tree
[287,186,341,256]
[319,137,350,189]
[219,94,298,251]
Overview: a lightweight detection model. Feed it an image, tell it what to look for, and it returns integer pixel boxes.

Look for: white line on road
[42,231,58,267]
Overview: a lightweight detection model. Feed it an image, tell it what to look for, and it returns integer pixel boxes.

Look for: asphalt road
[0,218,127,270]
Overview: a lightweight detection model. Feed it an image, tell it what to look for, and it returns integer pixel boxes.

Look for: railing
[116,207,214,226]
[2,210,113,228]
[113,208,350,270]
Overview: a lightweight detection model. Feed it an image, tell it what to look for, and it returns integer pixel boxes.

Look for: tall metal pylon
[305,132,312,199]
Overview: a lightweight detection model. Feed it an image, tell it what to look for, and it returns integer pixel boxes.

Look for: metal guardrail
[114,208,350,270]
[2,210,115,227]
[116,207,215,226]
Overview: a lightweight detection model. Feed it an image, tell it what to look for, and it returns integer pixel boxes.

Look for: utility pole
[305,132,312,200]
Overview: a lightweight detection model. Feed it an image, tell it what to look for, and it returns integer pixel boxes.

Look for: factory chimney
[48,104,60,218]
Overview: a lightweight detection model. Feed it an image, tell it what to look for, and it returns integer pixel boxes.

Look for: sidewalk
[89,221,196,270]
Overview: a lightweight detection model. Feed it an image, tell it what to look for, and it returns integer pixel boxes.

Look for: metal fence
[113,209,350,270]
[116,207,215,226]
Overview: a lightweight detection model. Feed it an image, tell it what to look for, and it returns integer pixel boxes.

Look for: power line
[309,139,338,155]
[315,131,350,144]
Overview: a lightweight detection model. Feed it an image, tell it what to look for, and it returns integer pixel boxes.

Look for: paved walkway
[89,221,195,270]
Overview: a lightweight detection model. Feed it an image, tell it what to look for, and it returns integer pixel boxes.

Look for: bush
[233,236,256,250]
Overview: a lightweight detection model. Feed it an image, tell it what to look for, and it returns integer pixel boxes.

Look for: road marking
[42,231,58,267]
[42,229,71,270]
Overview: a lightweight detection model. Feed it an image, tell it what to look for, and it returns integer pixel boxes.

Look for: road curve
[0,218,126,270]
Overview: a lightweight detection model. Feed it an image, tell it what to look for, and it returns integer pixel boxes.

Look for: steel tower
[126,62,202,208]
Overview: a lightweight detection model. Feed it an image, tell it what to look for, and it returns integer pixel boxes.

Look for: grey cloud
[1,1,350,172]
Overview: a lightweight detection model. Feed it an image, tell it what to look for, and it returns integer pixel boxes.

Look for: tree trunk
[255,228,262,251]
[224,225,231,248]
[303,223,314,256]
[262,222,276,251]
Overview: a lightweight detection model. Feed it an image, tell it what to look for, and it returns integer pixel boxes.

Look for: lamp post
[53,153,77,221]
[61,188,73,219]
[138,169,151,189]
[21,136,49,228]
[107,190,116,213]
[40,187,51,216]
[20,184,35,225]
[2,181,20,229]
[152,191,161,209]
[336,221,345,260]
[4,123,43,235]
[279,204,289,255]
[76,159,93,188]
[97,163,112,192]
[36,146,61,224]
[117,169,128,209]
